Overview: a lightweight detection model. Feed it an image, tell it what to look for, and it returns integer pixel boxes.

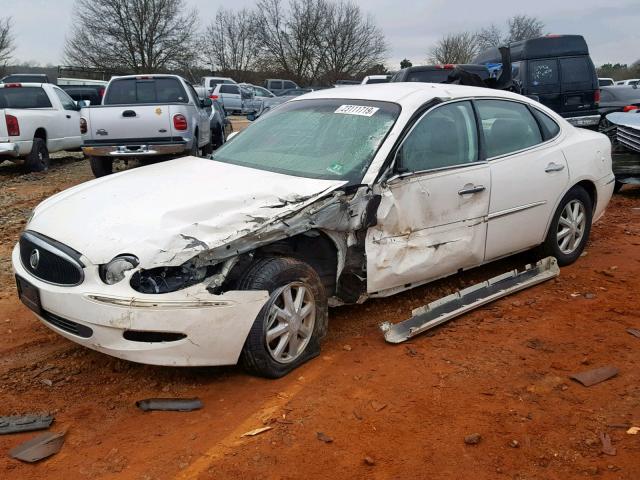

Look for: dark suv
[390,64,491,84]
[475,35,600,128]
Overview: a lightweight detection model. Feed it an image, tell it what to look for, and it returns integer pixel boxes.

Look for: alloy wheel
[557,199,586,254]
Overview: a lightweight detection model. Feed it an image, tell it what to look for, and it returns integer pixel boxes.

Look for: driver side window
[397,100,478,173]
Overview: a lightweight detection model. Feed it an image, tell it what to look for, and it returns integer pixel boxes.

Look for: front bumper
[83,142,188,157]
[565,115,601,128]
[12,244,269,366]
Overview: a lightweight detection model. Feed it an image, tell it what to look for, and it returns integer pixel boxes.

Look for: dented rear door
[365,100,490,294]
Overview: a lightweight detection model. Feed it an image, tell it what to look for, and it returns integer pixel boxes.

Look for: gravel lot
[0,151,639,479]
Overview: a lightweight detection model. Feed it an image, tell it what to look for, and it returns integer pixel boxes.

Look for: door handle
[545,162,565,173]
[66,114,71,119]
[458,185,486,195]
[122,110,137,117]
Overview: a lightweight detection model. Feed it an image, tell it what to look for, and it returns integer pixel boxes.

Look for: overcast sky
[2,0,639,68]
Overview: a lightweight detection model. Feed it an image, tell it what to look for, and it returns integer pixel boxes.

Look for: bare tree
[64,0,199,73]
[506,14,544,43]
[429,32,478,64]
[204,8,261,74]
[255,0,329,84]
[317,1,387,83]
[0,17,15,65]
[476,23,502,51]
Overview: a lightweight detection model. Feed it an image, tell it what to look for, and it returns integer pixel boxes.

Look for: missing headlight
[130,262,221,294]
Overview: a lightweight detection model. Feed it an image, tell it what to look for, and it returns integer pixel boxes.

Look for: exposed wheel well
[575,180,597,210]
[34,128,46,142]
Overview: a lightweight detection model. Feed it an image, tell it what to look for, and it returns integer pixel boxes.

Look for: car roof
[295,82,533,108]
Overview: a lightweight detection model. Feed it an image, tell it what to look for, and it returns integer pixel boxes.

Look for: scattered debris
[0,414,54,435]
[342,344,352,351]
[627,427,639,435]
[364,456,375,466]
[509,439,520,448]
[381,257,559,343]
[405,345,418,357]
[40,379,53,387]
[569,366,619,387]
[464,433,481,445]
[241,426,273,437]
[9,431,66,463]
[370,401,387,412]
[626,328,640,339]
[353,409,363,420]
[316,432,333,443]
[599,432,617,456]
[135,398,203,412]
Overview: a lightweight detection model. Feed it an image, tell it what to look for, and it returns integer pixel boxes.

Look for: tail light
[209,94,219,100]
[4,83,21,88]
[435,64,456,70]
[623,105,639,112]
[173,114,188,131]
[98,87,105,98]
[594,89,600,105]
[5,114,19,136]
[80,117,87,134]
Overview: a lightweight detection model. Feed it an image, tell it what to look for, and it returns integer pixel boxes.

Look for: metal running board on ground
[380,256,560,344]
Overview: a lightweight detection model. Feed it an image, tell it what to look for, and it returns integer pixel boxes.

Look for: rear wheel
[25,138,49,172]
[541,186,592,266]
[190,131,201,157]
[239,257,328,378]
[89,156,113,177]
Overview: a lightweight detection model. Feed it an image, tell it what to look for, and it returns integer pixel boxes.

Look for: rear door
[527,58,562,113]
[219,84,242,112]
[95,77,184,140]
[559,56,598,116]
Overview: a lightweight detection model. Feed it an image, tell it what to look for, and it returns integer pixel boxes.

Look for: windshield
[213,98,400,184]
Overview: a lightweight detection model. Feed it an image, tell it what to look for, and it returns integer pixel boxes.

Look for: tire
[541,186,593,266]
[190,131,201,157]
[213,128,225,149]
[202,131,214,156]
[24,138,49,172]
[238,257,328,379]
[89,156,113,177]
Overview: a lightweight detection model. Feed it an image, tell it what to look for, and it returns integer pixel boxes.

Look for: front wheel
[89,156,113,177]
[541,186,593,266]
[238,257,328,378]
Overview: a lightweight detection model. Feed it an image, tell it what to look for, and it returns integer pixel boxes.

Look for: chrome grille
[19,231,84,286]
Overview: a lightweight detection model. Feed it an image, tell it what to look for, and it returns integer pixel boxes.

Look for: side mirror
[227,131,239,141]
[246,113,256,121]
[200,97,212,107]
[76,100,89,108]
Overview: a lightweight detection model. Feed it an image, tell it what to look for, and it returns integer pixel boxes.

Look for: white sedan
[13,83,614,378]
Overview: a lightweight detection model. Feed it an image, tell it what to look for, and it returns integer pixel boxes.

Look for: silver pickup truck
[81,75,212,177]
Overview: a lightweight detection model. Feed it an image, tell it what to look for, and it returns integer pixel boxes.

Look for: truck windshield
[104,77,188,105]
[0,87,52,108]
[213,99,400,184]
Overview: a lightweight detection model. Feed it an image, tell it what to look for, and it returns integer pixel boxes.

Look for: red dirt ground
[0,155,639,479]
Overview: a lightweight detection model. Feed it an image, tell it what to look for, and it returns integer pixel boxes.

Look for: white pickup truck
[0,82,82,172]
[81,75,213,177]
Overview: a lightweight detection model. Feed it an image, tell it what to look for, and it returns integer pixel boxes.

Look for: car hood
[28,157,346,266]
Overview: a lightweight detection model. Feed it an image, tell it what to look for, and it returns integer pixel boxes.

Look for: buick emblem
[29,249,40,270]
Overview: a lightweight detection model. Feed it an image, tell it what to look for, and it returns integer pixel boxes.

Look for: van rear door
[527,58,562,113]
[558,56,598,116]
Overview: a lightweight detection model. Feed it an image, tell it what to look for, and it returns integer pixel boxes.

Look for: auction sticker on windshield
[334,105,380,116]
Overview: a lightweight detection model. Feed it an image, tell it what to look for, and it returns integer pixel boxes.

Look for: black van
[390,64,491,84]
[474,35,600,128]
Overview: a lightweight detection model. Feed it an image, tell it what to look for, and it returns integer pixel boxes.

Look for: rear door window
[529,59,559,87]
[0,87,52,108]
[104,78,188,105]
[220,85,240,95]
[559,57,593,91]
[270,81,283,90]
[476,100,543,158]
[530,108,560,140]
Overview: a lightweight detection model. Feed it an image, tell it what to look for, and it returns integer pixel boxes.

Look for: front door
[52,87,81,150]
[366,100,491,294]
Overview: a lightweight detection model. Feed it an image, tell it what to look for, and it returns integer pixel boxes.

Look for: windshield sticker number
[334,105,379,117]
[327,162,344,175]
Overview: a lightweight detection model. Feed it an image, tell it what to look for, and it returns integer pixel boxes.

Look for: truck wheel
[25,138,49,172]
[190,131,201,157]
[202,131,214,156]
[89,156,113,177]
[238,257,328,379]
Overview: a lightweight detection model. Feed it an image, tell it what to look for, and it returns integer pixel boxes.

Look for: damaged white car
[13,84,615,378]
